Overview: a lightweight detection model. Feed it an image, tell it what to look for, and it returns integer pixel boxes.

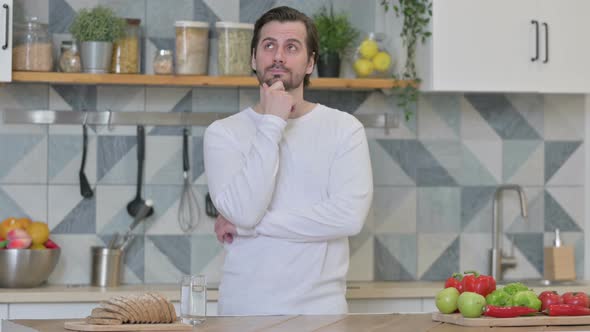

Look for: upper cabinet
[414,0,590,93]
[0,0,11,82]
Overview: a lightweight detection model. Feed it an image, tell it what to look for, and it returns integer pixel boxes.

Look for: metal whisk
[178,128,200,233]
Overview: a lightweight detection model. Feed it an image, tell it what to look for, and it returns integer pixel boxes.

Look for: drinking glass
[180,274,207,325]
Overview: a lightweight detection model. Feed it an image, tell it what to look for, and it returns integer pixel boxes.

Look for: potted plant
[313,5,359,77]
[69,6,125,73]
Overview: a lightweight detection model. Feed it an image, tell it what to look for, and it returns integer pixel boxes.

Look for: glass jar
[153,49,173,75]
[12,17,53,71]
[111,18,141,74]
[353,32,394,78]
[216,22,254,76]
[175,21,209,75]
[59,40,81,73]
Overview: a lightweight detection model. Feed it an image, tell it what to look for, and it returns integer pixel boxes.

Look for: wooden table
[13,314,590,332]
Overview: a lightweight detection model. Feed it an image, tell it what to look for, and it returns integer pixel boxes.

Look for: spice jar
[175,21,209,75]
[111,18,141,74]
[12,17,53,71]
[59,40,81,73]
[216,22,254,76]
[153,49,173,75]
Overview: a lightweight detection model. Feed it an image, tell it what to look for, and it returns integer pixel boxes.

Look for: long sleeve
[254,123,373,242]
[203,114,287,229]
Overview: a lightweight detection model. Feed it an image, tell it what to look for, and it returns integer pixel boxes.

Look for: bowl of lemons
[353,33,393,78]
[0,217,61,288]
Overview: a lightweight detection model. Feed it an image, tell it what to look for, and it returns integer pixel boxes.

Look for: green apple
[457,292,486,318]
[435,287,460,314]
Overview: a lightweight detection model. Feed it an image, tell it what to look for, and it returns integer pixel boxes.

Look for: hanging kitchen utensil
[178,128,200,232]
[205,192,219,218]
[79,114,93,198]
[118,199,153,252]
[126,125,154,218]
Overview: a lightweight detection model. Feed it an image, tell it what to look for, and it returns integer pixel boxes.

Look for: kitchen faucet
[490,184,528,281]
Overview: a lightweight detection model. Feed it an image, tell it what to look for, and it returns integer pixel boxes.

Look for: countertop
[12,314,590,331]
[1,281,589,303]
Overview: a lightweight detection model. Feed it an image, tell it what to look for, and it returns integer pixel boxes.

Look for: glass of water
[180,274,207,325]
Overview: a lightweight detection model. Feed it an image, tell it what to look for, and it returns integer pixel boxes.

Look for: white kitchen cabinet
[0,0,11,82]
[408,0,590,93]
[0,304,7,319]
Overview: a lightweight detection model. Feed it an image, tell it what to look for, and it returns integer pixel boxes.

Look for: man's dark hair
[250,6,319,87]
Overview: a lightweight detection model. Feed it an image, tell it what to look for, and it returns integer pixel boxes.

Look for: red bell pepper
[484,305,538,318]
[444,273,463,292]
[544,304,590,316]
[461,270,496,297]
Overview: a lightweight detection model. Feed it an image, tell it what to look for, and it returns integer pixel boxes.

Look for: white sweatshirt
[203,104,373,315]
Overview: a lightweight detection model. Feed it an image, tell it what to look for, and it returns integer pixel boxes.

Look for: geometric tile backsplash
[2,0,585,285]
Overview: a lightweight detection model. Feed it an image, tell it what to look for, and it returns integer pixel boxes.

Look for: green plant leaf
[70,6,125,42]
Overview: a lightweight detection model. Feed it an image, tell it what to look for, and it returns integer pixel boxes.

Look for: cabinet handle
[531,20,539,62]
[543,22,549,63]
[2,3,8,50]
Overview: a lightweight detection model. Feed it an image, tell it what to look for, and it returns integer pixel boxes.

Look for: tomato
[561,292,590,308]
[539,291,563,311]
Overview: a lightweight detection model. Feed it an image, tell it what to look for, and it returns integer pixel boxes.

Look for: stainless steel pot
[0,249,60,288]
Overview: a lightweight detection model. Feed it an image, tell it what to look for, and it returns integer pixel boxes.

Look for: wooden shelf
[11,71,414,90]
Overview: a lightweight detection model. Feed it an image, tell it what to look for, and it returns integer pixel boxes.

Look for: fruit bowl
[0,248,60,288]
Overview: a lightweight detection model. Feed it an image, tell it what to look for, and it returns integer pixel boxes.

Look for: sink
[498,279,587,287]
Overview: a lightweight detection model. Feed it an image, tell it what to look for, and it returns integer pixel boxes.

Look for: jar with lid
[59,40,81,73]
[111,18,141,74]
[216,22,254,76]
[175,21,209,75]
[12,17,53,71]
[153,49,173,75]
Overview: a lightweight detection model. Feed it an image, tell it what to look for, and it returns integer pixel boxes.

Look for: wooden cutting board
[432,312,590,327]
[64,320,192,331]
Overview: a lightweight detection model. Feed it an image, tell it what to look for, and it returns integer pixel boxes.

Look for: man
[203,6,373,315]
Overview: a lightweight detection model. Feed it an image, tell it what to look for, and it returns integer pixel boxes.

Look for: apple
[457,292,486,318]
[436,287,460,314]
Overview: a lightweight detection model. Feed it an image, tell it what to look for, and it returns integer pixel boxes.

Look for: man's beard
[256,64,303,91]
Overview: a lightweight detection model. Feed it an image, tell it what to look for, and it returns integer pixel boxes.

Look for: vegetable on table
[483,305,538,318]
[461,271,496,297]
[561,292,590,308]
[486,289,512,307]
[545,304,590,316]
[507,290,542,311]
[444,273,463,292]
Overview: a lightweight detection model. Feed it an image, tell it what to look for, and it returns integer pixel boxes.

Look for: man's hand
[215,214,237,244]
[259,81,294,120]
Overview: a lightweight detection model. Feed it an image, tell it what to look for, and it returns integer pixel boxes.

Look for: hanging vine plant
[381,0,432,121]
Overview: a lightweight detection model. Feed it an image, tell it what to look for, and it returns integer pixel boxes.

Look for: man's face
[252,21,315,91]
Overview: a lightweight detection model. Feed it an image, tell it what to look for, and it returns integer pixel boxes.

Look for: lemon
[359,39,379,60]
[372,52,392,72]
[27,222,49,245]
[354,59,374,78]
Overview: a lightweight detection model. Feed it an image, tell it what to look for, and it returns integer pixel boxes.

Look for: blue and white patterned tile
[306,90,370,115]
[194,87,239,114]
[144,136,184,185]
[240,0,276,23]
[95,86,146,136]
[461,186,495,233]
[95,185,136,235]
[460,96,501,140]
[48,133,97,185]
[14,0,49,23]
[144,235,191,283]
[0,185,47,221]
[47,234,102,285]
[417,94,460,140]
[190,234,224,283]
[374,234,417,281]
[504,233,544,278]
[462,140,502,185]
[146,0,193,38]
[465,94,541,140]
[192,136,206,184]
[546,142,584,186]
[96,135,137,185]
[544,231,584,279]
[507,94,544,139]
[203,0,239,21]
[372,187,416,234]
[417,233,459,280]
[348,235,374,281]
[238,88,258,111]
[544,187,584,232]
[99,0,147,25]
[503,140,544,185]
[368,140,413,186]
[0,134,47,184]
[48,185,96,234]
[122,235,145,283]
[417,187,460,233]
[0,84,48,134]
[544,95,585,140]
[146,87,192,136]
[48,86,98,135]
[459,233,492,275]
[505,187,544,233]
[355,92,416,140]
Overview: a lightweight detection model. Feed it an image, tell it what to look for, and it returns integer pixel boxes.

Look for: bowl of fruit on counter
[0,217,60,288]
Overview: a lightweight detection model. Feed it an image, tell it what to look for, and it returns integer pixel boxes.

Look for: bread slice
[167,301,177,322]
[85,316,122,325]
[128,294,148,323]
[90,308,126,321]
[137,294,155,323]
[99,300,133,323]
[110,297,139,323]
[148,292,171,323]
